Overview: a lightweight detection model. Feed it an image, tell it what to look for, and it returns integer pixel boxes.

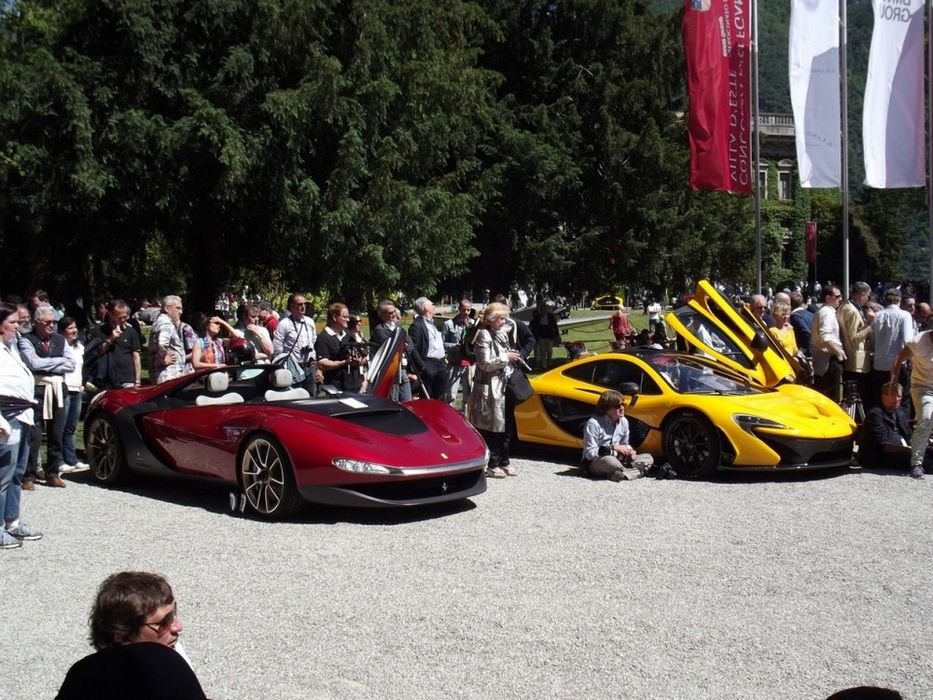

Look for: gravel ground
[3,458,931,700]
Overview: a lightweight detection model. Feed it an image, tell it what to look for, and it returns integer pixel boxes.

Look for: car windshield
[645,354,763,395]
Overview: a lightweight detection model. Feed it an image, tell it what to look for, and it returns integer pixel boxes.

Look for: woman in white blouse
[0,302,42,548]
[58,316,87,471]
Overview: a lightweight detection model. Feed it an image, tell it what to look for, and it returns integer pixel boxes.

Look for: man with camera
[85,299,142,390]
[315,302,365,392]
[273,293,322,393]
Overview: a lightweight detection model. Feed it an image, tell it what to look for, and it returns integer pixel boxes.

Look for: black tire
[662,412,720,479]
[238,434,303,520]
[85,414,126,485]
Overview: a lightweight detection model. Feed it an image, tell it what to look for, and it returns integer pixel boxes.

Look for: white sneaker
[72,461,90,471]
[59,464,77,473]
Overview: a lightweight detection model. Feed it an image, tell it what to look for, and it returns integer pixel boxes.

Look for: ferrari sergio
[84,331,488,518]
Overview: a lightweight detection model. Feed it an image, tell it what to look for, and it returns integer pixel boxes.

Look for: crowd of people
[749,282,933,478]
[0,286,563,515]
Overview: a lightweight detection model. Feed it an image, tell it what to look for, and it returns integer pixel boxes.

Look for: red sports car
[84,331,488,519]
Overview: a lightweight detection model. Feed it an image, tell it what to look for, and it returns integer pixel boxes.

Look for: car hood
[665,280,795,388]
[727,385,856,436]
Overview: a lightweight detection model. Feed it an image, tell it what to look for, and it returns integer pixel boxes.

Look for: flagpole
[928,0,933,300]
[840,0,850,295]
[753,0,762,295]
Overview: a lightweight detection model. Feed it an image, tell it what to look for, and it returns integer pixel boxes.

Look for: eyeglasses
[37,319,55,325]
[830,293,842,298]
[142,602,178,635]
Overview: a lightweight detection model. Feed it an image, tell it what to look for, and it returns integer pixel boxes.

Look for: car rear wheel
[663,412,720,479]
[85,414,126,484]
[238,435,302,520]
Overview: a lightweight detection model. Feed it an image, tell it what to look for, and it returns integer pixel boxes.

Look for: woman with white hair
[467,303,522,478]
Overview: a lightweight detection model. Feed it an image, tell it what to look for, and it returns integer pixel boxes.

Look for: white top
[906,331,933,389]
[63,340,85,392]
[0,337,36,436]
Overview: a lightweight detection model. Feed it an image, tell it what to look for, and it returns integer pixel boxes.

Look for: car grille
[756,434,854,468]
[348,469,484,501]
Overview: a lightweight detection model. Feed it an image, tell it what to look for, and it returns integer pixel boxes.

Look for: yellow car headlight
[733,414,787,433]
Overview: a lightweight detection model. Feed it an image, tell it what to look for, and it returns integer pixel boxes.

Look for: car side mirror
[619,381,640,407]
[751,331,770,351]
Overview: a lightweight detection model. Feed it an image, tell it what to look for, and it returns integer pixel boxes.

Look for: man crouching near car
[581,390,654,481]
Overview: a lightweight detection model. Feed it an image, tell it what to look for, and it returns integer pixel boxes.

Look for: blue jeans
[0,418,30,525]
[62,390,83,465]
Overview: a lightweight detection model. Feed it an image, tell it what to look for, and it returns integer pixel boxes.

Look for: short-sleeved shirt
[906,331,933,389]
[90,324,141,387]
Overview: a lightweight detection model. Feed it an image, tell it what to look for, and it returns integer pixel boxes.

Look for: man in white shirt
[811,285,846,402]
[273,293,322,392]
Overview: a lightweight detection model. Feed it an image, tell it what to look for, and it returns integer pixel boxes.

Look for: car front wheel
[85,414,126,484]
[238,434,302,520]
[663,412,720,479]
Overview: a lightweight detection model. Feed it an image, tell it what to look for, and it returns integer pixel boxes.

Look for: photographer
[315,303,366,392]
[273,293,321,393]
[84,299,142,390]
[343,314,368,393]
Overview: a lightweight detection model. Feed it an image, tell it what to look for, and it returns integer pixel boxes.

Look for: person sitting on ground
[635,329,662,350]
[859,381,929,473]
[581,389,654,481]
[57,571,205,700]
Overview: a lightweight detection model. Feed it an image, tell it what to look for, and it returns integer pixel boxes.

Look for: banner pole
[840,0,849,295]
[753,0,762,294]
[928,0,932,301]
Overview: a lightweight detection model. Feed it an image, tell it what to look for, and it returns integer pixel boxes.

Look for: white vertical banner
[789,0,841,188]
[863,0,925,188]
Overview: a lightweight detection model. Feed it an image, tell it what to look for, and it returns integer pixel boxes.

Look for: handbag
[506,367,534,403]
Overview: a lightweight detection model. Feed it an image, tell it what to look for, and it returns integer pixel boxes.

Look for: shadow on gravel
[513,443,873,485]
[67,469,479,524]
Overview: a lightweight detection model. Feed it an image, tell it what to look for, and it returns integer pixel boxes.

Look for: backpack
[461,322,481,360]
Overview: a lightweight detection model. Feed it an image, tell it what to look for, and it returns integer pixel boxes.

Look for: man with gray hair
[408,297,448,399]
[148,296,186,384]
[19,305,75,489]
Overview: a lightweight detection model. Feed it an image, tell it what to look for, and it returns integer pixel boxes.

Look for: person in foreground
[57,571,206,700]
[581,390,654,481]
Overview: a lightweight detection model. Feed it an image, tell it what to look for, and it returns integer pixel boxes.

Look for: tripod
[840,380,865,424]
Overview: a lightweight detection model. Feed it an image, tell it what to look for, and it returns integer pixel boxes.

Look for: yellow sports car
[515,281,856,478]
[590,294,625,311]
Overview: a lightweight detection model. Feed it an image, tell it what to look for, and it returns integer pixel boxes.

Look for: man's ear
[113,631,131,644]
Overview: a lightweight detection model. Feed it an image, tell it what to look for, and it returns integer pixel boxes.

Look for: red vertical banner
[805,220,817,264]
[682,0,752,195]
